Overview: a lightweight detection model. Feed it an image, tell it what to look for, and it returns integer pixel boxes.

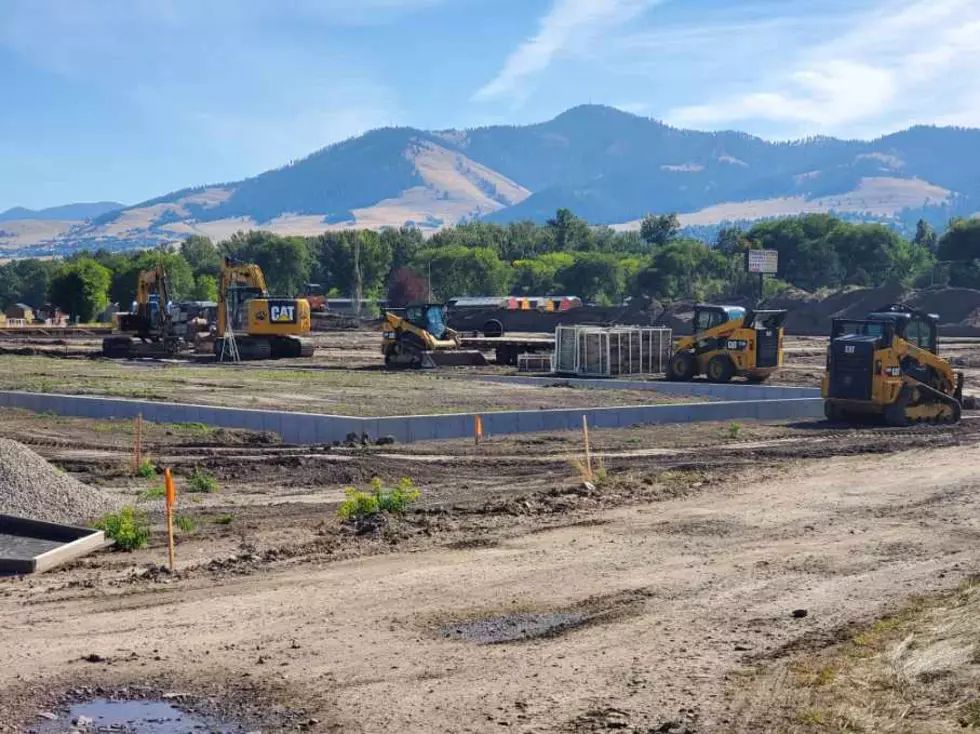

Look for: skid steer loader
[666,304,787,383]
[822,303,964,425]
[381,304,487,369]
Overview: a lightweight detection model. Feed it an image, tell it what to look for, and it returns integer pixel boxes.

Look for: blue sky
[2,0,979,211]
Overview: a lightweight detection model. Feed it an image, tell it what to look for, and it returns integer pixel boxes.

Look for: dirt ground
[2,408,980,732]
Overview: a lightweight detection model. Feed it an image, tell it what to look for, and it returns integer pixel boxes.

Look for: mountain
[4,106,979,257]
[0,201,123,222]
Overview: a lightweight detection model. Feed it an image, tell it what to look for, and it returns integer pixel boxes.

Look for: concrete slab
[0,515,106,575]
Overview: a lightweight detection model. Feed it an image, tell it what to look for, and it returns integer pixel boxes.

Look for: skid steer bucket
[422,350,488,368]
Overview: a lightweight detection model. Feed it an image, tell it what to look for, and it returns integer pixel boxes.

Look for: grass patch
[135,458,156,479]
[186,467,219,494]
[174,515,197,533]
[727,421,743,440]
[94,506,150,551]
[211,513,234,525]
[169,421,216,436]
[138,485,166,502]
[338,477,420,521]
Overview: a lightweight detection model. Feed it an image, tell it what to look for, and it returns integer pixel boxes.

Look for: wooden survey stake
[164,468,176,572]
[474,415,483,445]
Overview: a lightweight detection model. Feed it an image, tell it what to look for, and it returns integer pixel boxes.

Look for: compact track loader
[822,303,964,426]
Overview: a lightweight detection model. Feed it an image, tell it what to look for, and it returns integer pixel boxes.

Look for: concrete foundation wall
[0,390,824,446]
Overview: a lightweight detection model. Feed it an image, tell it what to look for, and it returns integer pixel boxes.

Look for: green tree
[632,239,725,301]
[316,229,393,300]
[180,235,221,277]
[221,231,312,295]
[379,226,424,271]
[546,208,595,251]
[411,245,511,300]
[639,213,681,247]
[937,217,980,262]
[189,274,219,302]
[746,215,843,290]
[511,253,574,295]
[556,252,626,304]
[48,258,111,322]
[913,219,939,254]
[0,259,58,309]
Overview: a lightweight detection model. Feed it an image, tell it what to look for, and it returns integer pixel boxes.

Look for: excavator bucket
[421,350,489,368]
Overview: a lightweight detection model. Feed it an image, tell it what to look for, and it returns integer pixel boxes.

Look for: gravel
[0,439,117,525]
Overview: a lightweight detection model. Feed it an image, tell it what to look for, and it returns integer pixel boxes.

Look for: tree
[411,245,511,300]
[913,219,939,254]
[316,229,393,300]
[181,235,221,277]
[937,217,980,262]
[556,252,626,304]
[189,274,219,302]
[386,267,428,307]
[632,239,725,301]
[0,259,58,309]
[221,231,312,295]
[546,208,594,251]
[639,213,680,247]
[379,226,424,271]
[512,253,574,296]
[48,258,111,322]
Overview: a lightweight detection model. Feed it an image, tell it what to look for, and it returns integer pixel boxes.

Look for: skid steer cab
[666,305,787,383]
[821,304,964,426]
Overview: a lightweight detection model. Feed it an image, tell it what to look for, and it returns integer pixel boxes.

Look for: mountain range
[3,105,978,257]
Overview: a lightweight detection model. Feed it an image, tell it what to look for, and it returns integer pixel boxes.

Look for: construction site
[3,286,980,734]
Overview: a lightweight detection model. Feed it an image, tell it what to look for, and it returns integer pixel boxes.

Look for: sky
[2,0,979,211]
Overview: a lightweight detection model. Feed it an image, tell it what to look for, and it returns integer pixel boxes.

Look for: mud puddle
[34,699,239,733]
[442,611,590,644]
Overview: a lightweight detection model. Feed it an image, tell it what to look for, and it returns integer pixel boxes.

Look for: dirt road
[3,438,979,733]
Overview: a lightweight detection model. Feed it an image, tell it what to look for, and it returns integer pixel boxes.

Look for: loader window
[904,317,936,353]
[694,309,726,334]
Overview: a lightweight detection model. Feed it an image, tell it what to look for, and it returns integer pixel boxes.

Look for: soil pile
[0,439,116,524]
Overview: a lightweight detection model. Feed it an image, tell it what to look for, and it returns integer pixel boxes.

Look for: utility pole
[428,261,432,302]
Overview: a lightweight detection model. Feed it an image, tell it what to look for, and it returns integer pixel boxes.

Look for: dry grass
[728,578,980,733]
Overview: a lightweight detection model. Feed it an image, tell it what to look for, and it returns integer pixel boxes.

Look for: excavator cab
[822,304,963,425]
[666,304,787,383]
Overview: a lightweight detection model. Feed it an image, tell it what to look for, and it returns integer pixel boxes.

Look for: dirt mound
[0,439,117,525]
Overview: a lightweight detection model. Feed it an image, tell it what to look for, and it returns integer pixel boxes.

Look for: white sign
[747,249,778,274]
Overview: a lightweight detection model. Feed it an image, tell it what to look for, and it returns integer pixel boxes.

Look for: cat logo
[845,345,856,354]
[271,304,296,323]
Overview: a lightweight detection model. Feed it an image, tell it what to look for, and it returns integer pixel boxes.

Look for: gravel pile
[0,439,117,525]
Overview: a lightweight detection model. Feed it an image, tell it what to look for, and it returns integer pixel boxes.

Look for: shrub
[95,506,150,551]
[187,467,219,494]
[139,485,166,502]
[727,421,742,440]
[136,458,156,479]
[338,477,420,521]
[212,513,234,525]
[174,515,197,533]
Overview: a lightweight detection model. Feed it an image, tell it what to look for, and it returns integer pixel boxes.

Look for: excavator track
[886,377,962,426]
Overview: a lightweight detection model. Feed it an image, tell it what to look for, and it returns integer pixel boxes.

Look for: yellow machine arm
[135,265,170,308]
[218,260,269,299]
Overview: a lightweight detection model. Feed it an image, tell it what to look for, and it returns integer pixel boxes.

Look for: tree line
[1,210,979,322]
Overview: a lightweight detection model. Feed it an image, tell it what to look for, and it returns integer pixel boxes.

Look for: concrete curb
[0,390,824,445]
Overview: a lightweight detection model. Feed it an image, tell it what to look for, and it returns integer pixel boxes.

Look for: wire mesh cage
[553,325,672,377]
[517,353,554,373]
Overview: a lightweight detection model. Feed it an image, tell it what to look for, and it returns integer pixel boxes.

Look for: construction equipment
[822,303,964,425]
[381,304,488,368]
[215,258,314,360]
[666,304,787,383]
[102,266,181,358]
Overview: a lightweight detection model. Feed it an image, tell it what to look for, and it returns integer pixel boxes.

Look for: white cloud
[474,0,660,103]
[664,0,980,137]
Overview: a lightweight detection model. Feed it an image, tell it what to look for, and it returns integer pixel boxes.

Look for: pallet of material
[0,514,106,574]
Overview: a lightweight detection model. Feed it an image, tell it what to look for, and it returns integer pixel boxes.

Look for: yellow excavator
[822,303,964,425]
[102,265,181,358]
[215,258,314,360]
[666,304,787,383]
[381,304,487,368]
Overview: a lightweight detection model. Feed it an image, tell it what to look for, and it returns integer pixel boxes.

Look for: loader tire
[706,355,735,384]
[666,352,696,382]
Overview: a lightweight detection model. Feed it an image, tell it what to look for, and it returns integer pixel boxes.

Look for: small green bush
[187,467,219,494]
[338,477,420,521]
[95,506,150,551]
[212,514,234,525]
[174,515,197,533]
[138,485,166,502]
[136,458,156,479]
[727,421,742,440]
